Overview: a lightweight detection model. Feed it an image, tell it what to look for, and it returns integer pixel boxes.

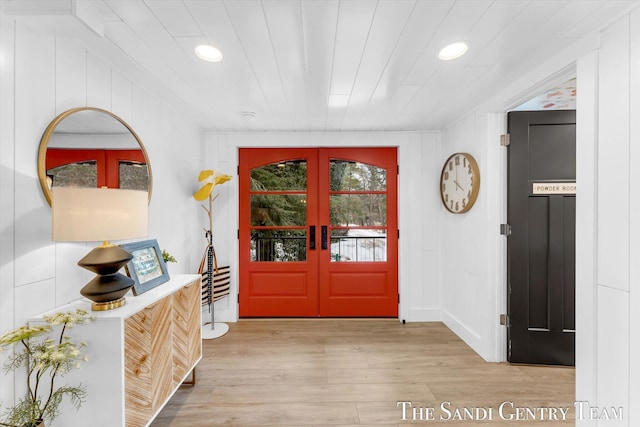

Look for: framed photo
[120,239,170,296]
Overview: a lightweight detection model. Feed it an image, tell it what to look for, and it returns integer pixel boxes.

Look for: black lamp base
[78,244,134,311]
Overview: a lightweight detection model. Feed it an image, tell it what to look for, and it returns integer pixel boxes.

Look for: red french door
[239,148,319,317]
[239,147,398,317]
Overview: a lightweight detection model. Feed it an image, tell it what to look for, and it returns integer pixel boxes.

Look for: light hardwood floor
[151,320,575,426]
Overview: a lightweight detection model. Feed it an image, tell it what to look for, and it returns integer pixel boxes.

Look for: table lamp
[52,187,148,311]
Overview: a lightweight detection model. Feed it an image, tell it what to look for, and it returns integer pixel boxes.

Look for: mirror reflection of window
[119,161,149,191]
[45,149,147,190]
[47,161,98,189]
[38,107,152,206]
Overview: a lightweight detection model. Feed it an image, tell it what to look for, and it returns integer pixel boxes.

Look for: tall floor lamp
[52,187,148,310]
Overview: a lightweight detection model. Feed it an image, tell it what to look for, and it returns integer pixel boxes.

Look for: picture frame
[120,239,170,296]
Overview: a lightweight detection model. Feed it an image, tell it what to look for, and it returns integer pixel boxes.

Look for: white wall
[630,11,640,426]
[437,7,639,423]
[575,49,599,419]
[432,7,599,367]
[585,10,639,427]
[438,112,507,363]
[0,12,204,412]
[0,5,17,411]
[203,132,442,324]
[564,9,639,426]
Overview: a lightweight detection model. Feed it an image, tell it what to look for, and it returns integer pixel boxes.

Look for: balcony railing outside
[251,233,386,262]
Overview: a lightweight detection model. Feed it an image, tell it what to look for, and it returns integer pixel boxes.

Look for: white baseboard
[441,309,492,361]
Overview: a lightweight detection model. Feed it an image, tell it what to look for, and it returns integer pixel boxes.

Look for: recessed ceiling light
[195,44,223,62]
[438,41,469,61]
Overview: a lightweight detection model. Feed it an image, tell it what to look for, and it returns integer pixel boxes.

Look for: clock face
[440,152,480,214]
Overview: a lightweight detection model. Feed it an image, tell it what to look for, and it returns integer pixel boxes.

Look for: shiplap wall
[438,111,507,363]
[203,131,442,325]
[0,14,204,412]
[589,10,638,427]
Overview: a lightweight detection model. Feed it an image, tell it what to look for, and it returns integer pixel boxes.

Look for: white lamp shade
[52,187,148,242]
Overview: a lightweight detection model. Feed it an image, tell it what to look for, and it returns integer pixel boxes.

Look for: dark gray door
[507,110,576,366]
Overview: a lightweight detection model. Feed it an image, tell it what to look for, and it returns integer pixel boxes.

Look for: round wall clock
[440,152,480,214]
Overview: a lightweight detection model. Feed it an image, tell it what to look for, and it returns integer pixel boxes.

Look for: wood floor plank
[167,382,434,405]
[327,365,532,384]
[153,402,359,426]
[198,368,328,386]
[150,320,575,426]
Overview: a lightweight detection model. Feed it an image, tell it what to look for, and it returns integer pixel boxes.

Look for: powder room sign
[531,182,576,195]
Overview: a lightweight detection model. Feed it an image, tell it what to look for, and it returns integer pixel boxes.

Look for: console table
[31,274,202,427]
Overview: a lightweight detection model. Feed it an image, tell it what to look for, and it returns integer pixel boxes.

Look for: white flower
[0,308,92,425]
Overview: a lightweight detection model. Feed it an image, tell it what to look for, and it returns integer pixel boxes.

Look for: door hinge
[237,294,240,303]
[397,229,400,239]
[500,313,509,326]
[237,165,240,175]
[237,229,240,239]
[500,133,511,147]
[397,164,400,175]
[500,223,511,236]
[398,293,400,304]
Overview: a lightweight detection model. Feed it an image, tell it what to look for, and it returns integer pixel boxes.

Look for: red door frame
[239,147,398,317]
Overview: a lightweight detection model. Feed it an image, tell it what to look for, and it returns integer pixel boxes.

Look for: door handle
[309,226,316,250]
[321,226,328,250]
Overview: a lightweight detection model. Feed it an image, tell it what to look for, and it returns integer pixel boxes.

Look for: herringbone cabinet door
[124,309,152,427]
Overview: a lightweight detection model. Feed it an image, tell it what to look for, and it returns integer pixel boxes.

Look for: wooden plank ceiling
[6,0,636,131]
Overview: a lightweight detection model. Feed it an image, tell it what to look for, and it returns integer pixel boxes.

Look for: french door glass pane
[330,160,386,191]
[47,161,97,188]
[250,161,307,191]
[119,161,149,191]
[330,194,387,227]
[251,195,307,226]
[251,229,307,262]
[330,229,387,262]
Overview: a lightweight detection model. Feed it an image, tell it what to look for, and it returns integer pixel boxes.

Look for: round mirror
[37,107,153,206]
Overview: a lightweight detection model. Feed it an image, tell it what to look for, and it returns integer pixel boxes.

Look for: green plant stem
[21,339,38,407]
[40,321,68,419]
[58,323,67,345]
[31,367,43,419]
[40,365,58,419]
